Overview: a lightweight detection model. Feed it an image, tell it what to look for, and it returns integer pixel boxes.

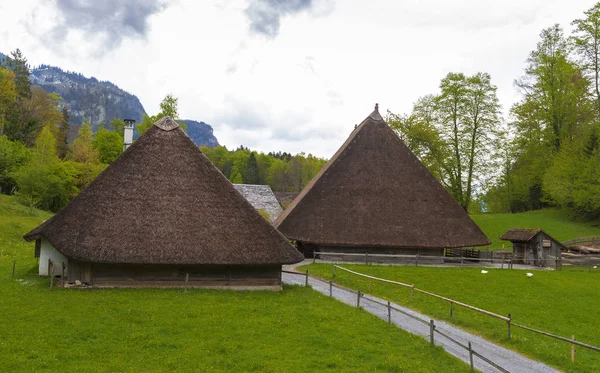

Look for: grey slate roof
[234,184,283,222]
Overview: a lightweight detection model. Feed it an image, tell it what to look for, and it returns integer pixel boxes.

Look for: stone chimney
[123,119,135,151]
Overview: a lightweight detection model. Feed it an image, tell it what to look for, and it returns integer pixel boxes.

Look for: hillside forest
[2,2,600,220]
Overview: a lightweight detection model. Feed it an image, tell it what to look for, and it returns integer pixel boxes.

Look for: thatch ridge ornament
[153,116,180,131]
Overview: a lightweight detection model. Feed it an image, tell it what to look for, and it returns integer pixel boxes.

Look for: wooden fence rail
[330,265,600,361]
[562,236,600,245]
[334,265,510,322]
[283,269,510,372]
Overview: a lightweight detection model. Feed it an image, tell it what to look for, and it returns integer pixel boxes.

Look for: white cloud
[0,0,596,157]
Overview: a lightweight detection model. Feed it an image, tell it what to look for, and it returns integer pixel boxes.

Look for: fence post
[12,260,15,277]
[572,335,575,362]
[184,273,189,292]
[508,314,512,339]
[329,281,332,296]
[461,256,464,267]
[49,262,55,291]
[313,251,316,263]
[415,254,419,266]
[410,285,415,301]
[468,342,474,373]
[365,253,369,265]
[450,301,453,317]
[357,290,361,308]
[387,301,391,324]
[429,319,435,346]
[305,270,309,286]
[61,262,65,286]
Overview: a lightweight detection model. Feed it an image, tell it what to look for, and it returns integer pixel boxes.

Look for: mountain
[31,65,146,126]
[21,61,219,147]
[183,120,220,147]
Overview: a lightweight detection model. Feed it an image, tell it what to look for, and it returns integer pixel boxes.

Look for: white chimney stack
[123,119,135,150]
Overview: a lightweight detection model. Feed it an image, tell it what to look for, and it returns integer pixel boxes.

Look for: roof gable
[25,117,303,265]
[275,105,490,248]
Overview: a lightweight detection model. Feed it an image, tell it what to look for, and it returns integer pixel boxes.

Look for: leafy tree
[5,49,31,100]
[57,106,70,159]
[246,152,260,184]
[0,67,16,136]
[390,72,501,211]
[109,117,125,136]
[229,166,243,184]
[93,124,123,164]
[14,126,77,212]
[69,120,100,188]
[159,94,178,119]
[0,135,30,194]
[572,3,600,113]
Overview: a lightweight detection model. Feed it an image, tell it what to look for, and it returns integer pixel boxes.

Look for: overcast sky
[0,0,597,157]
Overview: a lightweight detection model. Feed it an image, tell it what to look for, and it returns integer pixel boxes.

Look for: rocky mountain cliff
[31,65,146,125]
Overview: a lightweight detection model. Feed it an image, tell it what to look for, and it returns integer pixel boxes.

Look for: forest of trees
[200,146,326,193]
[388,3,600,220]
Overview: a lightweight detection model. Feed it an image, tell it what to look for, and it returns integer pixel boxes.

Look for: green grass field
[300,263,600,373]
[0,195,468,372]
[471,209,600,248]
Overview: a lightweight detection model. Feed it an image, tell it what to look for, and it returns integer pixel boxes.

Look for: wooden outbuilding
[275,105,491,258]
[24,117,303,289]
[500,229,564,267]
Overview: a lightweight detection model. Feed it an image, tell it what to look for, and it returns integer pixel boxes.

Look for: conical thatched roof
[275,105,490,248]
[25,117,303,265]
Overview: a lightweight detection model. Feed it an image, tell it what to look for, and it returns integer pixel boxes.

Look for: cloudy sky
[0,0,597,157]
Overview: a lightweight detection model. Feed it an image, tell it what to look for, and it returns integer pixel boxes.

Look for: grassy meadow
[471,208,600,248]
[300,263,600,373]
[0,195,469,373]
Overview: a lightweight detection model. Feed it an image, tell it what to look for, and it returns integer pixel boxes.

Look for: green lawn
[301,263,600,373]
[0,195,468,373]
[471,208,600,248]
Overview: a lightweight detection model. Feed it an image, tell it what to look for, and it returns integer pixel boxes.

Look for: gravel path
[282,269,560,373]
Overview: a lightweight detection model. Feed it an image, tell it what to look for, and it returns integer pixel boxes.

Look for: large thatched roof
[275,105,491,248]
[25,117,303,265]
[233,184,282,222]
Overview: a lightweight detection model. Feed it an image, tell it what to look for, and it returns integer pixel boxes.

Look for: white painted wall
[38,239,68,276]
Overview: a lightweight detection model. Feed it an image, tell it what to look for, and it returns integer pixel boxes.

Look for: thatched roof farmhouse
[233,184,282,222]
[275,105,490,257]
[25,117,303,289]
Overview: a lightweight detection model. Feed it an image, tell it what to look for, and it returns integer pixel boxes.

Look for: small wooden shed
[24,117,303,289]
[500,229,564,267]
[275,104,491,258]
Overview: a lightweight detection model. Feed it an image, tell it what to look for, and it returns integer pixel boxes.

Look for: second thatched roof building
[275,105,490,258]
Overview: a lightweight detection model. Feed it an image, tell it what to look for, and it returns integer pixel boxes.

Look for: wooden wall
[67,261,282,289]
[298,242,444,263]
[511,233,562,267]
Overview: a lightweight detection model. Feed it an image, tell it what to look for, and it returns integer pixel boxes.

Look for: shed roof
[24,117,303,265]
[274,105,491,248]
[233,184,282,222]
[500,228,542,242]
